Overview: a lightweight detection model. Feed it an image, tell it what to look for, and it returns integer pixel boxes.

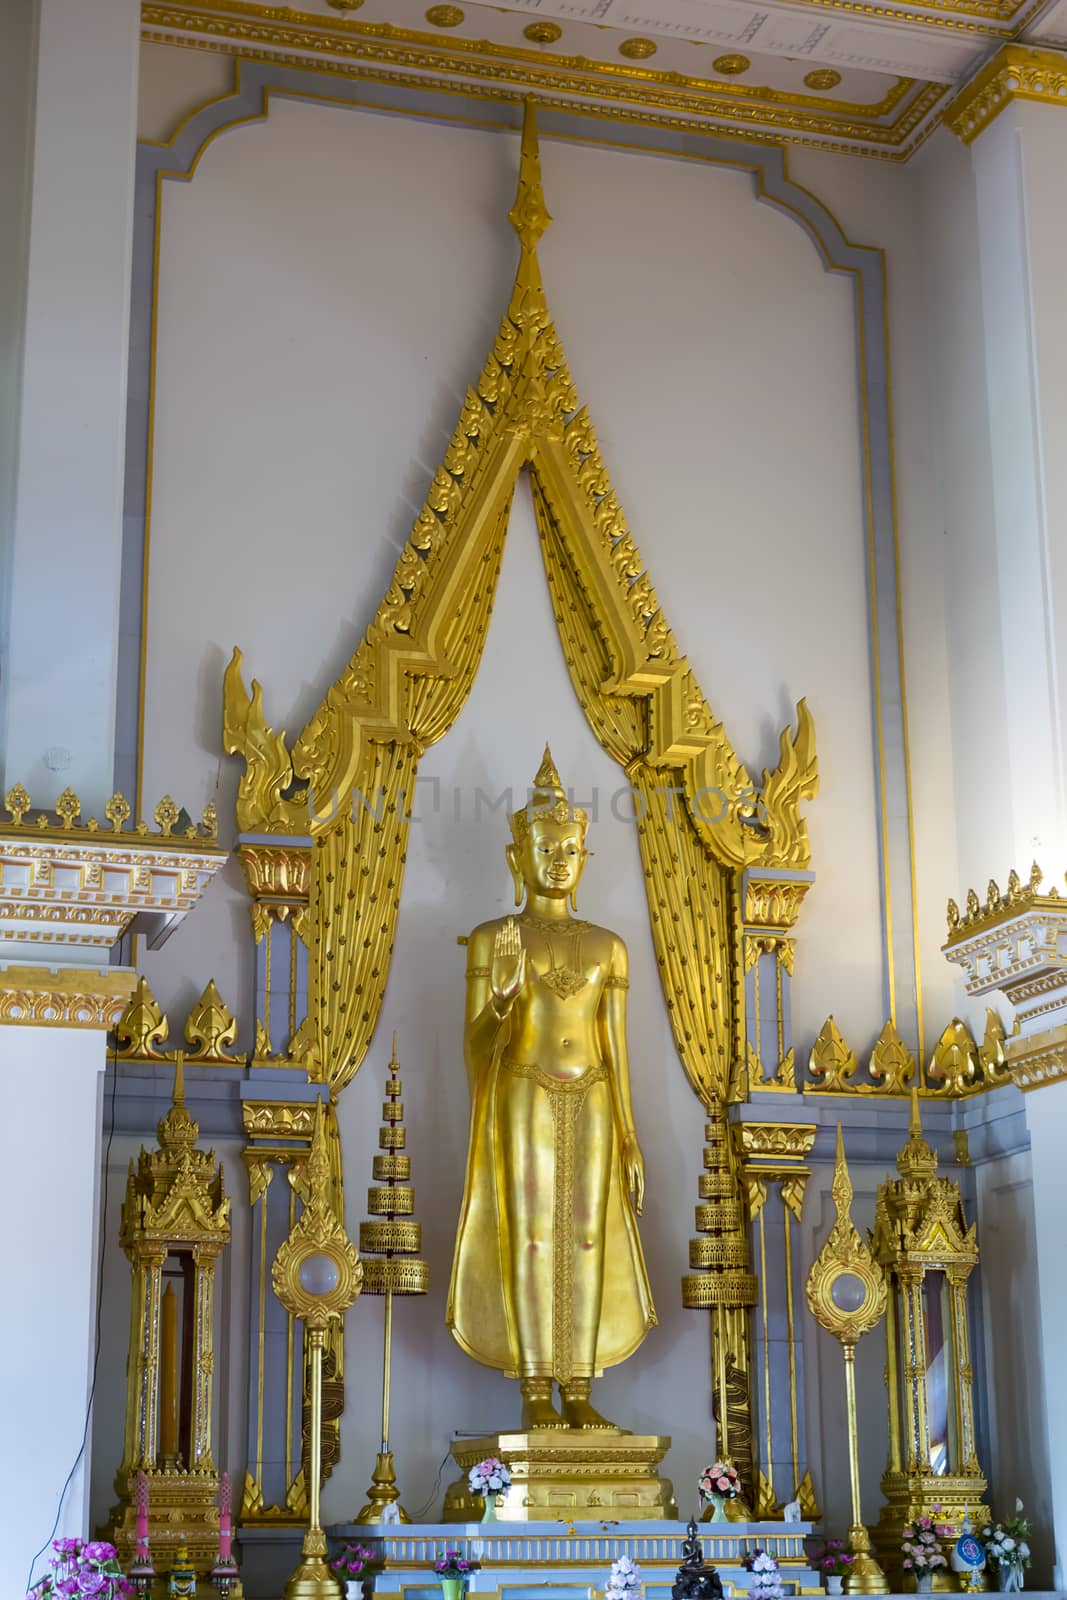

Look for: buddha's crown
[509,745,589,846]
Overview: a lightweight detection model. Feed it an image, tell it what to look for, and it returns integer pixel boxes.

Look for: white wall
[1026,1084,1067,1588]
[1,0,140,814]
[0,2,36,767]
[2,1026,107,1596]
[974,1147,1053,1585]
[789,144,961,1049]
[912,128,1009,937]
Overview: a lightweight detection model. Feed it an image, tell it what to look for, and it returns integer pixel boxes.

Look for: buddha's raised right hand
[490,915,526,1017]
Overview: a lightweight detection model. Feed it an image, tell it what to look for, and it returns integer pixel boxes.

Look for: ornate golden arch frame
[221,100,818,1110]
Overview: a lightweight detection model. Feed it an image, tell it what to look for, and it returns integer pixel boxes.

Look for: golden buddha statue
[447,748,656,1431]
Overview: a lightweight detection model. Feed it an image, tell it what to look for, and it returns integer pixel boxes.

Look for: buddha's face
[510,818,588,899]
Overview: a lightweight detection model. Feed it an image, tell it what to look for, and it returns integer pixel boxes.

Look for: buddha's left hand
[621,1133,646,1214]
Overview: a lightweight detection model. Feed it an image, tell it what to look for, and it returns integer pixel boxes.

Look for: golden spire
[508,98,552,258]
[534,743,561,790]
[831,1121,851,1215]
[304,1095,331,1202]
[157,1050,198,1154]
[354,1036,428,1522]
[896,1087,938,1180]
[511,743,589,842]
[358,1039,427,1293]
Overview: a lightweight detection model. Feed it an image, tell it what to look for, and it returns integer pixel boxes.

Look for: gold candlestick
[806,1127,889,1596]
[160,1280,180,1466]
[273,1100,362,1600]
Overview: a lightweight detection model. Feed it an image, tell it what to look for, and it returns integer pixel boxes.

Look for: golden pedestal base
[444,1430,676,1521]
[106,1467,221,1575]
[355,1451,412,1523]
[873,1472,988,1587]
[284,1530,343,1600]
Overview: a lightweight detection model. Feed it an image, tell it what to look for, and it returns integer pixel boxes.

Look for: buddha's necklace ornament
[529,917,590,1000]
[447,746,655,1430]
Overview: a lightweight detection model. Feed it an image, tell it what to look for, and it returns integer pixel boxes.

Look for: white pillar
[1025,1079,1067,1588]
[971,99,1067,868]
[2,1019,110,1596]
[0,0,140,815]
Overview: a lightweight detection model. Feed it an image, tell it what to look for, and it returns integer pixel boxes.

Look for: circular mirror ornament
[299,1253,342,1296]
[830,1271,868,1313]
[806,1126,887,1344]
[272,1101,363,1328]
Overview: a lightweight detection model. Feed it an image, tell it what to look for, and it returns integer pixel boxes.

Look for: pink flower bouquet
[698,1461,741,1503]
[27,1539,132,1600]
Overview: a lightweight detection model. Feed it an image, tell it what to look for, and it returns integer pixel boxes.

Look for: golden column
[806,1128,888,1596]
[354,1036,429,1522]
[273,1100,362,1600]
[872,1093,987,1565]
[682,1103,759,1514]
[734,1122,820,1519]
[107,1052,231,1575]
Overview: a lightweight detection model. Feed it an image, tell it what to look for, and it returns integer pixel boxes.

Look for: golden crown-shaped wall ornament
[113,975,243,1065]
[2,782,220,842]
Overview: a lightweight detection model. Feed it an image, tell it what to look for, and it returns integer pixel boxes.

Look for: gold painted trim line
[945,44,1067,143]
[0,965,138,1029]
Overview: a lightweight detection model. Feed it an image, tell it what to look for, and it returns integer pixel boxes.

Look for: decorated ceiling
[144,0,1067,157]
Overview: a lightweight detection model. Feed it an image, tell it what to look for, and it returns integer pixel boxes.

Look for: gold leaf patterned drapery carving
[223,102,817,1105]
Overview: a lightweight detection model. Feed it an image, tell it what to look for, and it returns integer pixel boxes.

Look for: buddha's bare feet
[560,1380,618,1431]
[521,1377,565,1430]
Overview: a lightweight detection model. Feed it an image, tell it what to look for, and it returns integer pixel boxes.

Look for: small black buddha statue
[672,1519,724,1600]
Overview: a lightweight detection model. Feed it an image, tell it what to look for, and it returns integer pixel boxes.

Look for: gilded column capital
[236,837,313,912]
[741,867,815,932]
[733,1121,816,1162]
[946,45,1067,146]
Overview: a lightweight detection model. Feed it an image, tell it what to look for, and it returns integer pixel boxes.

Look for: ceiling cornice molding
[945,42,1067,140]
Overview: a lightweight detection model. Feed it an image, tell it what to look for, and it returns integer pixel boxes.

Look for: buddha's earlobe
[506,843,524,908]
[569,887,579,913]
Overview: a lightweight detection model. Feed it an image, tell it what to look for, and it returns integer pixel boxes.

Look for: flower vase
[705,1494,725,1522]
[999,1563,1024,1593]
[482,1495,498,1523]
[916,1574,934,1594]
[826,1577,844,1595]
[440,1580,466,1600]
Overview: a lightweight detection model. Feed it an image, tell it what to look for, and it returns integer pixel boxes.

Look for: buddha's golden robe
[447,945,655,1383]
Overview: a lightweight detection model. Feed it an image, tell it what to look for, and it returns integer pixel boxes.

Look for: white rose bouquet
[982,1501,1032,1589]
[606,1555,643,1600]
